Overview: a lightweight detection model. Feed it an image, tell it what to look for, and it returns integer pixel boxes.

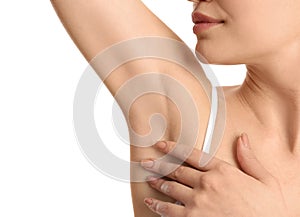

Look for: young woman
[51,0,300,216]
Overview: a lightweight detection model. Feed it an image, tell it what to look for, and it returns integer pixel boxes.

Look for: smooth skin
[141,134,290,217]
[50,1,211,216]
[50,0,300,216]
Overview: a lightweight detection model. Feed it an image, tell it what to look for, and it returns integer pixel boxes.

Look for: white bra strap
[202,86,218,154]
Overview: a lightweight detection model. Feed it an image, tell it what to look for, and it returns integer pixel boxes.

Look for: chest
[213,119,300,216]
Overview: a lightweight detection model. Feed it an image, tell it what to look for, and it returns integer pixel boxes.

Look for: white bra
[202,85,218,155]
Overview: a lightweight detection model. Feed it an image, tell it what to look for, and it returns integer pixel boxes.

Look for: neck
[236,40,300,153]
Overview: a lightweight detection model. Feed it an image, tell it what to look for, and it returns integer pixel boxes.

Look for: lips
[192,12,224,34]
[192,12,224,24]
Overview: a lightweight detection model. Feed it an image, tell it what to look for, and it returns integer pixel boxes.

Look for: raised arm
[51,1,211,216]
[50,0,183,61]
[50,0,199,95]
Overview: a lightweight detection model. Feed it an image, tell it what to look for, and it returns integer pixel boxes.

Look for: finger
[237,133,275,184]
[144,197,186,217]
[141,159,202,187]
[154,141,223,171]
[146,178,193,204]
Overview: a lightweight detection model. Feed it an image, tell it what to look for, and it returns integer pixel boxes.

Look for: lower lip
[193,22,224,34]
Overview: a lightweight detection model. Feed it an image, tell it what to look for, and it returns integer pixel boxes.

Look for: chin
[195,45,243,65]
[195,50,224,65]
[195,43,221,64]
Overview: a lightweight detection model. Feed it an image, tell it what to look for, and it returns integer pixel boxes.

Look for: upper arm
[51,1,212,216]
[51,0,183,61]
[50,0,198,97]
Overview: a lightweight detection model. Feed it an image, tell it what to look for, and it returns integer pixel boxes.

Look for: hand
[140,133,290,217]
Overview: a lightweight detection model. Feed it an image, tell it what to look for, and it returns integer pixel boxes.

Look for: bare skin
[141,135,292,217]
[51,0,300,216]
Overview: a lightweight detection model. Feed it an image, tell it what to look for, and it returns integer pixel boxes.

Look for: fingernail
[141,160,154,168]
[155,141,166,150]
[144,198,153,206]
[241,133,249,148]
[160,183,170,194]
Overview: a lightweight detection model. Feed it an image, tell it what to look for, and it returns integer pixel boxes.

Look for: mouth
[192,12,225,24]
[192,12,225,34]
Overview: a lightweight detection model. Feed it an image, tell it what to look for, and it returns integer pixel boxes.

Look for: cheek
[195,0,300,64]
[233,10,299,61]
[219,5,298,62]
[229,15,277,56]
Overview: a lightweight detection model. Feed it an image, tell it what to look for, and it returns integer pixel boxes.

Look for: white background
[0,0,246,216]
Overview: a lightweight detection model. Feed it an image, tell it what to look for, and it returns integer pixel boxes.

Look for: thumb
[237,133,273,184]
